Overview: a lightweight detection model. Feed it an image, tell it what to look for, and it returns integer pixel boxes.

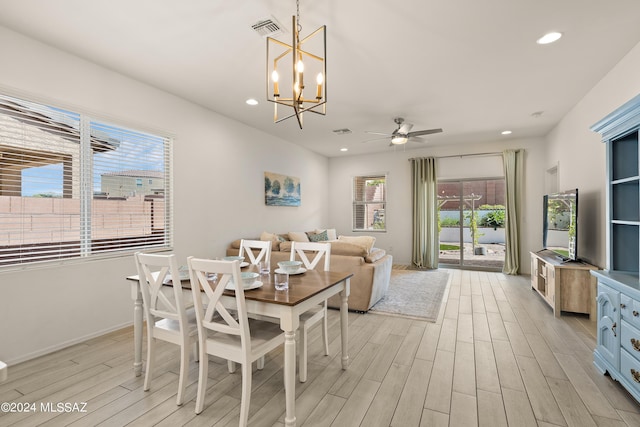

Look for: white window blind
[353,174,386,231]
[0,93,172,267]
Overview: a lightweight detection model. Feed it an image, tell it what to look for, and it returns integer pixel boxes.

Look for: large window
[353,174,386,231]
[0,93,172,267]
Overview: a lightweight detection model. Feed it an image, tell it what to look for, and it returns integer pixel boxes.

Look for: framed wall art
[264,172,300,206]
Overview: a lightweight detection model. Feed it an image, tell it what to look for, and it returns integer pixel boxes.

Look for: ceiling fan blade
[408,136,427,143]
[407,128,443,138]
[365,131,392,136]
[361,137,390,143]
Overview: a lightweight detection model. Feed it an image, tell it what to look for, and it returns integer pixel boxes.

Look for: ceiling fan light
[391,135,408,145]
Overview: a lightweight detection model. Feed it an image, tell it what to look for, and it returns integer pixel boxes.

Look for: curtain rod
[408,151,502,161]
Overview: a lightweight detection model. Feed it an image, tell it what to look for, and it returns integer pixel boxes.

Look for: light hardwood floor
[1,269,640,426]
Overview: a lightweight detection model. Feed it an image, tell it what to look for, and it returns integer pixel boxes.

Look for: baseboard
[5,321,133,366]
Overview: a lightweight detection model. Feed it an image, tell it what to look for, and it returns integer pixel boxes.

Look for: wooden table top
[128,265,353,307]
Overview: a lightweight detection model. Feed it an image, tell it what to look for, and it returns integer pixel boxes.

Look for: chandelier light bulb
[296,60,304,73]
[272,70,279,96]
[316,73,324,99]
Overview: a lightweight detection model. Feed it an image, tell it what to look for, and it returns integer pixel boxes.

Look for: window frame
[0,93,174,269]
[352,173,387,232]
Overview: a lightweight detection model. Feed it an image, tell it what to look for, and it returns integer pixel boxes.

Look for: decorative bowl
[223,256,245,263]
[240,272,259,288]
[278,260,303,273]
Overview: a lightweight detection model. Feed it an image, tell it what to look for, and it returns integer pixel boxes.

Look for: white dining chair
[238,239,272,266]
[237,239,273,371]
[290,241,331,382]
[187,257,285,424]
[134,252,198,406]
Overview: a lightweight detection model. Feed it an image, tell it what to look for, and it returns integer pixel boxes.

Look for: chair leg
[195,352,208,415]
[322,308,329,356]
[192,341,199,362]
[176,343,189,405]
[257,356,265,370]
[299,326,308,383]
[239,362,252,427]
[143,335,154,392]
[228,360,237,373]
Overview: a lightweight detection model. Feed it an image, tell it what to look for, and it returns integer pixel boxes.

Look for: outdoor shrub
[480,209,506,228]
[440,217,460,227]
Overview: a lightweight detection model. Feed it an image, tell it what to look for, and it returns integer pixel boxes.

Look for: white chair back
[135,252,189,327]
[290,241,331,271]
[187,256,285,421]
[134,252,197,405]
[239,239,272,266]
[188,258,250,350]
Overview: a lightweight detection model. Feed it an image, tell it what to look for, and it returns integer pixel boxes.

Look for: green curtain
[503,149,523,275]
[411,157,439,269]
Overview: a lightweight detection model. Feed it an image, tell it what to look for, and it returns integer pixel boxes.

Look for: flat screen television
[543,188,578,261]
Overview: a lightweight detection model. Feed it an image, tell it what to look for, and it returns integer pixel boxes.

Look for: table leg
[283,329,297,427]
[340,279,350,370]
[133,284,143,377]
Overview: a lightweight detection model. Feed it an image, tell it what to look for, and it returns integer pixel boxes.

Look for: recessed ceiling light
[246,98,259,106]
[501,130,512,135]
[536,32,562,45]
[340,148,348,152]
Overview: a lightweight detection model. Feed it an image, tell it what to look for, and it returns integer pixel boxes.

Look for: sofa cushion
[279,241,293,252]
[260,231,285,251]
[288,231,310,242]
[337,235,376,254]
[308,229,329,242]
[282,239,366,256]
[329,241,368,257]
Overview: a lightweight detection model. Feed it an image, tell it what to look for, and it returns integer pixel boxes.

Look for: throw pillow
[288,231,310,242]
[315,228,337,240]
[308,230,329,242]
[337,235,376,254]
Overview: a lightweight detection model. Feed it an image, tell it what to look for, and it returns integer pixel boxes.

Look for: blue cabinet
[591,95,640,403]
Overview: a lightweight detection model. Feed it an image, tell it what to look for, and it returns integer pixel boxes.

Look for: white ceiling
[1,0,640,158]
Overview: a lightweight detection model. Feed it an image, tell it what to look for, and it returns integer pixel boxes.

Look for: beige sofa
[226,237,393,312]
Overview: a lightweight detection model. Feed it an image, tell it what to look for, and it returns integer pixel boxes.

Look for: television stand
[530,251,598,318]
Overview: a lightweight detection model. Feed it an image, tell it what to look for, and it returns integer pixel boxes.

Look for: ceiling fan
[363,117,443,145]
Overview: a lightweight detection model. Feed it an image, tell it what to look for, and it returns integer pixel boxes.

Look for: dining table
[127,265,352,427]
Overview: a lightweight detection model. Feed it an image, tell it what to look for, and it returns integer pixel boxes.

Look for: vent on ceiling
[333,128,352,135]
[251,16,284,37]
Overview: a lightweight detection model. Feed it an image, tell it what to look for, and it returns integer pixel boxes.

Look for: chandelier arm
[295,48,324,62]
[269,38,293,50]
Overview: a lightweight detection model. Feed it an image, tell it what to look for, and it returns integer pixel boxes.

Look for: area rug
[370,269,450,322]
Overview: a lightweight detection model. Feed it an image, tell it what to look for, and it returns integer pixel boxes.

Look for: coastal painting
[265,172,300,206]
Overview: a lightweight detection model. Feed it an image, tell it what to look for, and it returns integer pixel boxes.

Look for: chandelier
[266,0,326,129]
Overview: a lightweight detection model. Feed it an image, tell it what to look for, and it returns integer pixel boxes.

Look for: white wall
[546,40,640,269]
[0,26,329,364]
[328,138,547,271]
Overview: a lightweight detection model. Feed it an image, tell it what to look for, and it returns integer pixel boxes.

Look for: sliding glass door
[438,179,505,270]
